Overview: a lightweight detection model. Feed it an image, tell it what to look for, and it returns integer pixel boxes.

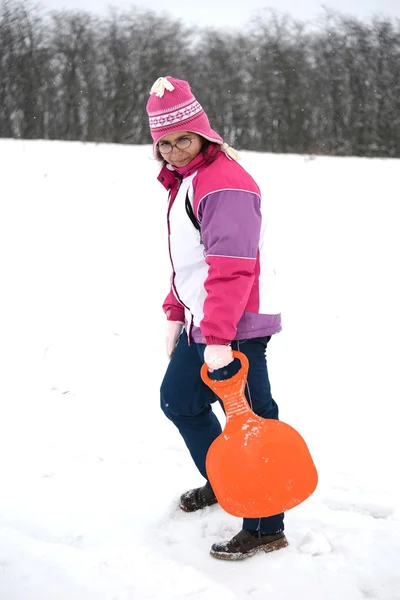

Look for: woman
[146,76,288,560]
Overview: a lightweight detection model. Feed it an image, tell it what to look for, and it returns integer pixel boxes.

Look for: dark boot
[179,485,218,512]
[210,529,288,560]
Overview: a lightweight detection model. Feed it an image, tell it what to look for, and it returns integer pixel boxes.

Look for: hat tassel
[150,77,175,98]
[221,142,240,161]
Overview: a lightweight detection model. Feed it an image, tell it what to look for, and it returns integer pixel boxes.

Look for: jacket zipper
[167,174,195,344]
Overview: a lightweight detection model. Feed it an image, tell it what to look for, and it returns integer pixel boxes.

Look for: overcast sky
[39,0,400,28]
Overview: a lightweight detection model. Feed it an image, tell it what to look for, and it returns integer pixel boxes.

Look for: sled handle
[200,350,249,397]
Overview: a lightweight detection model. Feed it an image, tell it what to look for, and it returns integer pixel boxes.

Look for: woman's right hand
[166,320,184,358]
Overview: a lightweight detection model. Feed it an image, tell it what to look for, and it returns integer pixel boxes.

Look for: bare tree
[1,0,399,157]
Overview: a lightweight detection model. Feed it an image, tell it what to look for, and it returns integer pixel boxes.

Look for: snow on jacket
[158,147,282,345]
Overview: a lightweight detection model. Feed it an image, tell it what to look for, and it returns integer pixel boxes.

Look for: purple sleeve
[198,190,261,258]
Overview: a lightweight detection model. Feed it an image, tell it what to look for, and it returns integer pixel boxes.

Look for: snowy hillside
[0,139,399,599]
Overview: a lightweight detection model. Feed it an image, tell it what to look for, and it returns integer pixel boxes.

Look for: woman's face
[157,131,203,167]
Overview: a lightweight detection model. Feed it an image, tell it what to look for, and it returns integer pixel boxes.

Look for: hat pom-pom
[150,77,175,98]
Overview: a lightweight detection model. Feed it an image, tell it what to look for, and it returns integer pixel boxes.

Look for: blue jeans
[160,330,284,535]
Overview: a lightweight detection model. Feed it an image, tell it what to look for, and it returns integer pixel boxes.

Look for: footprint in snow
[323,497,395,519]
[299,531,332,556]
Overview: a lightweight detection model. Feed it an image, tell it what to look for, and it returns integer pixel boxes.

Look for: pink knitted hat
[146,76,224,155]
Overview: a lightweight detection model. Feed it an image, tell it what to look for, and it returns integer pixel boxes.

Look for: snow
[1,138,400,599]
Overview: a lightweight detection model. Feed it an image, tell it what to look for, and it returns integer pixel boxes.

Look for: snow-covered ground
[0,139,399,599]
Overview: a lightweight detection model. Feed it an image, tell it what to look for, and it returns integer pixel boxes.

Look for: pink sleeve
[163,287,185,322]
[201,255,257,343]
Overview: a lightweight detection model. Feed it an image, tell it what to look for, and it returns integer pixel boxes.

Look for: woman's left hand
[204,345,234,372]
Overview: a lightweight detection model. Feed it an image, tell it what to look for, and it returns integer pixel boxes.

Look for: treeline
[1,0,400,157]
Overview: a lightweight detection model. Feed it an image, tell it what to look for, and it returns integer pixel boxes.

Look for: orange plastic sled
[201,351,318,518]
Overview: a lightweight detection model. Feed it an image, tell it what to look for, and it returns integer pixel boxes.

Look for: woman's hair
[155,135,221,165]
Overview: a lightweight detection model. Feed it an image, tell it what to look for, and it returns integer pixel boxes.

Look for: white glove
[166,321,184,358]
[204,344,234,372]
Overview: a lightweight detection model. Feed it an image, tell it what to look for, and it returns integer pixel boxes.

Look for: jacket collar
[157,152,208,190]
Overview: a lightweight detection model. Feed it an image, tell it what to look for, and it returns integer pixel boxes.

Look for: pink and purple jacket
[158,148,282,345]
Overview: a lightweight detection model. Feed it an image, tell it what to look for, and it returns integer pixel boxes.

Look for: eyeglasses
[157,136,196,154]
